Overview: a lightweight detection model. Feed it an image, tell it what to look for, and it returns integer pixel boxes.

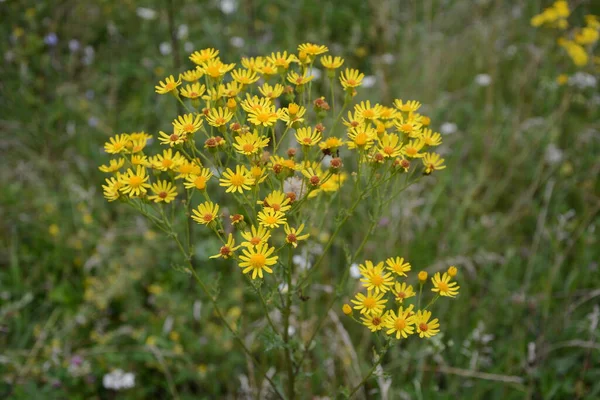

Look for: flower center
[419,323,428,332]
[383,146,394,155]
[250,237,261,245]
[220,246,231,256]
[347,79,357,86]
[395,319,406,330]
[437,281,449,292]
[230,173,245,186]
[215,117,226,125]
[162,159,173,168]
[355,133,368,145]
[203,213,214,222]
[183,123,195,133]
[401,123,413,132]
[249,254,266,268]
[270,203,281,211]
[303,137,312,144]
[257,112,271,122]
[165,83,175,91]
[243,143,255,153]
[158,191,168,199]
[286,233,297,243]
[397,292,406,299]
[363,298,376,309]
[265,216,277,225]
[170,134,180,142]
[372,317,382,326]
[129,176,143,187]
[371,275,384,286]
[362,109,375,118]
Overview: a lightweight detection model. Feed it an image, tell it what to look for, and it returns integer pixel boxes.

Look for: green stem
[347,340,391,399]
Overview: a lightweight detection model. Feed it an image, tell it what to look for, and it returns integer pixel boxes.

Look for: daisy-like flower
[241,56,265,72]
[250,165,268,185]
[148,180,177,203]
[155,75,181,94]
[247,106,280,127]
[238,243,278,279]
[320,55,344,70]
[359,260,394,294]
[422,153,446,174]
[102,176,122,202]
[99,158,125,173]
[126,138,147,154]
[222,81,243,98]
[259,190,292,212]
[402,139,425,159]
[131,154,150,167]
[191,201,219,225]
[201,58,236,79]
[183,168,213,190]
[173,113,203,135]
[270,155,300,173]
[174,160,201,179]
[298,43,328,56]
[342,110,365,129]
[351,290,387,315]
[287,71,313,86]
[104,134,130,154]
[219,165,255,193]
[339,68,364,90]
[257,208,287,229]
[279,103,307,127]
[119,166,151,197]
[377,133,403,158]
[151,149,183,171]
[241,225,271,247]
[354,100,382,121]
[180,82,206,99]
[189,48,219,64]
[431,272,460,297]
[414,310,440,338]
[210,233,240,259]
[379,106,399,120]
[180,68,204,82]
[258,62,278,78]
[266,51,298,70]
[295,127,322,147]
[360,311,388,332]
[158,130,186,147]
[385,257,411,277]
[318,137,345,154]
[347,125,377,150]
[258,83,284,99]
[394,99,422,113]
[206,107,234,127]
[233,131,270,156]
[301,167,321,187]
[284,223,310,248]
[392,282,416,303]
[385,305,415,339]
[231,68,260,85]
[240,95,272,114]
[421,129,442,146]
[394,115,423,138]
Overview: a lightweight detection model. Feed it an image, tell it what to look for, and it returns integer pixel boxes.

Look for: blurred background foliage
[1,0,599,399]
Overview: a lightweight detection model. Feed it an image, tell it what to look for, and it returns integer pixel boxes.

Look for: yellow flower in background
[395,115,423,138]
[189,48,219,64]
[173,113,203,135]
[260,190,292,212]
[320,55,344,70]
[378,133,403,158]
[354,101,382,121]
[558,38,588,66]
[414,310,440,338]
[298,42,328,56]
[119,166,151,197]
[385,257,411,277]
[206,107,234,127]
[284,223,310,248]
[319,136,345,153]
[347,125,377,150]
[574,27,599,45]
[148,180,177,203]
[280,103,307,126]
[402,139,425,159]
[233,131,270,156]
[180,68,204,82]
[360,311,388,332]
[431,272,460,297]
[191,201,220,225]
[211,233,240,259]
[241,56,265,72]
[342,304,353,315]
[201,58,236,79]
[351,290,387,316]
[247,106,280,127]
[258,208,287,229]
[238,243,279,279]
[174,160,201,179]
[385,305,415,339]
[241,95,273,114]
[339,68,364,90]
[258,82,284,99]
[421,129,442,146]
[98,158,125,173]
[104,134,130,154]
[295,127,322,147]
[394,99,422,113]
[151,149,183,171]
[287,70,313,86]
[131,154,150,167]
[392,282,416,303]
[158,130,186,147]
[556,74,569,85]
[422,152,446,174]
[219,165,255,193]
[266,51,298,69]
[102,177,122,201]
[184,168,213,191]
[231,68,260,85]
[180,82,206,99]
[241,225,272,247]
[359,260,394,294]
[447,266,458,277]
[418,271,428,283]
[155,75,181,94]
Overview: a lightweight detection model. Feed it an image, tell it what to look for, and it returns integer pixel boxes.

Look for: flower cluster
[344,260,459,340]
[531,2,599,73]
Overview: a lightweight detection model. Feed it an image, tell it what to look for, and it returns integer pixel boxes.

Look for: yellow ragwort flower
[414,310,440,338]
[206,107,234,127]
[385,305,415,339]
[241,225,271,248]
[351,290,387,316]
[297,43,329,56]
[238,243,278,279]
[422,152,446,174]
[119,166,151,197]
[219,165,255,193]
[155,75,181,94]
[210,233,240,259]
[431,272,460,297]
[295,127,322,147]
[385,257,411,277]
[360,311,388,332]
[104,134,130,154]
[257,208,287,229]
[284,223,310,248]
[148,180,177,203]
[191,201,219,225]
[392,282,416,303]
[359,260,395,294]
[98,158,125,173]
[173,113,203,135]
[189,48,219,64]
[184,168,213,191]
[339,68,364,90]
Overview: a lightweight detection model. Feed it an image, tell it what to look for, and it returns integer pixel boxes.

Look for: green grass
[1,0,599,399]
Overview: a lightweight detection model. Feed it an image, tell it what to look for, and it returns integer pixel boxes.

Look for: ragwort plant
[98,43,457,398]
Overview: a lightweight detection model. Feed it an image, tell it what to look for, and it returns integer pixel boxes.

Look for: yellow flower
[402,139,425,159]
[241,56,265,72]
[318,137,345,153]
[448,266,458,277]
[556,74,569,86]
[574,27,599,45]
[210,233,240,259]
[201,58,236,79]
[222,81,243,98]
[359,260,394,294]
[320,55,344,70]
[295,127,322,147]
[174,160,201,179]
[422,152,446,173]
[241,225,272,247]
[184,168,213,190]
[241,95,272,114]
[558,39,588,66]
[131,154,150,167]
[189,48,219,64]
[158,130,186,147]
[287,71,313,86]
[354,101,382,121]
[206,107,234,127]
[414,310,440,338]
[231,68,260,85]
[342,304,353,315]
[279,104,307,126]
[421,129,442,146]
[247,106,280,127]
[233,131,270,156]
[151,149,183,171]
[284,223,310,248]
[250,165,268,185]
[155,75,181,94]
[395,115,423,138]
[257,208,287,229]
[351,290,387,315]
[393,99,422,113]
[180,82,206,99]
[259,190,292,213]
[418,271,428,283]
[258,82,285,99]
[378,133,403,158]
[379,106,399,120]
[266,51,298,69]
[431,272,460,297]
[148,180,177,203]
[191,201,220,225]
[297,43,328,56]
[385,305,415,339]
[339,68,364,90]
[238,243,279,279]
[180,68,204,82]
[219,165,255,193]
[98,158,125,173]
[360,311,388,332]
[391,282,416,303]
[342,110,365,129]
[347,125,377,150]
[385,257,411,277]
[104,134,130,154]
[258,62,278,78]
[102,177,122,202]
[119,166,151,197]
[173,113,203,135]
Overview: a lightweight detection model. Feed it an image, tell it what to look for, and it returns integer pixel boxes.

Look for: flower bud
[287,148,297,158]
[448,266,458,277]
[342,304,352,315]
[418,271,428,283]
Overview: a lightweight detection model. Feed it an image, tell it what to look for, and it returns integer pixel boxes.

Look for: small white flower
[569,72,597,89]
[440,122,457,135]
[544,144,563,165]
[136,7,157,20]
[283,176,307,199]
[278,283,289,293]
[184,41,194,53]
[68,39,80,52]
[475,73,492,87]
[103,369,135,390]
[381,53,395,65]
[230,36,245,48]
[220,0,237,14]
[310,67,322,80]
[362,75,376,88]
[177,24,189,39]
[159,42,172,56]
[349,263,360,279]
